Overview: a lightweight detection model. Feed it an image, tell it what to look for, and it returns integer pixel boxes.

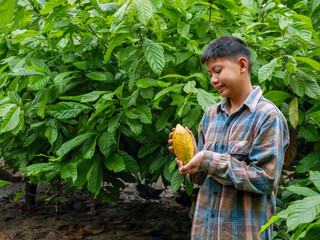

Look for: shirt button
[211,214,215,218]
[214,191,218,196]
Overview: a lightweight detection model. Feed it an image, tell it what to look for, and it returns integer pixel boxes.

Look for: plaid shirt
[190,86,290,240]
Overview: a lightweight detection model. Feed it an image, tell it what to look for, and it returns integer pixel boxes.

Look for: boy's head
[201,35,252,74]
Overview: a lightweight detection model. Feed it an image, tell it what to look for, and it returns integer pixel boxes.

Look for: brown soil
[0,182,192,240]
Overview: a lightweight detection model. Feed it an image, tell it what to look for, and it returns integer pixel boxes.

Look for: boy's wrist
[199,150,216,173]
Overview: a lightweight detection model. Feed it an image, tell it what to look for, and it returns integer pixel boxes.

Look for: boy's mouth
[216,85,225,93]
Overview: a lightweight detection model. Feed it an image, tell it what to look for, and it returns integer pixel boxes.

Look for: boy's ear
[238,57,248,73]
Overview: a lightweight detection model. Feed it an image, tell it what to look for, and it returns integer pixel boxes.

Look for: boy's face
[207,57,246,99]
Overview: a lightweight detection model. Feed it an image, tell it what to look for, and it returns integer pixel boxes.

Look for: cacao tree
[0,0,320,237]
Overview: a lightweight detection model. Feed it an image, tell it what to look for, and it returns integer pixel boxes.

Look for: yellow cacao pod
[172,124,194,165]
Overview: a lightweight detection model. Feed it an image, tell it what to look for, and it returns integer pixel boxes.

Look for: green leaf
[258,58,278,82]
[40,0,64,15]
[57,132,96,156]
[177,21,190,37]
[289,97,298,128]
[12,69,44,76]
[126,118,143,135]
[153,84,184,102]
[241,0,259,12]
[150,156,167,171]
[185,175,194,196]
[28,76,50,90]
[308,110,320,123]
[118,151,139,173]
[8,91,23,108]
[88,157,103,197]
[1,106,20,133]
[125,107,142,119]
[263,91,293,106]
[37,88,51,118]
[104,35,128,63]
[173,52,194,65]
[81,91,107,103]
[149,0,162,9]
[84,136,97,159]
[104,153,126,172]
[86,72,106,81]
[138,143,159,158]
[45,127,58,145]
[290,74,306,97]
[299,125,320,142]
[310,171,320,192]
[137,105,152,124]
[295,57,320,71]
[216,0,243,14]
[296,70,320,99]
[183,106,202,129]
[286,186,320,197]
[135,0,153,26]
[48,102,91,120]
[183,81,196,94]
[97,132,116,158]
[61,163,77,183]
[260,216,280,234]
[197,21,210,38]
[136,78,171,88]
[99,2,117,15]
[14,190,26,202]
[53,71,78,83]
[0,180,12,187]
[287,23,312,43]
[296,151,320,173]
[156,107,174,132]
[197,89,217,111]
[170,168,184,193]
[108,114,122,133]
[0,0,15,27]
[142,38,165,76]
[286,196,320,231]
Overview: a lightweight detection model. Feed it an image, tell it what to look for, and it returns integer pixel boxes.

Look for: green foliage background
[0,0,320,238]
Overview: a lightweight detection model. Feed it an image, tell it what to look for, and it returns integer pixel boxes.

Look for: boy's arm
[199,116,289,194]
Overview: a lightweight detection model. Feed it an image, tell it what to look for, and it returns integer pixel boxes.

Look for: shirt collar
[217,86,263,114]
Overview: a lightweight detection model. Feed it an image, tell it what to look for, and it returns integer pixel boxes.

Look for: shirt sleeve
[199,116,290,194]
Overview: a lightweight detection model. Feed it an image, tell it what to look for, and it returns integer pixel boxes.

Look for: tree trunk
[25,182,37,208]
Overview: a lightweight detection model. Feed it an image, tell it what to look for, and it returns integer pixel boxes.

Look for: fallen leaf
[0,232,10,239]
[84,224,104,235]
[64,225,85,239]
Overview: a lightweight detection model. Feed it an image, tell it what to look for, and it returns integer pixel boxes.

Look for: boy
[168,35,289,240]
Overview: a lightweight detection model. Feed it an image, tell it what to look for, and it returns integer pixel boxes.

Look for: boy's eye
[215,69,222,74]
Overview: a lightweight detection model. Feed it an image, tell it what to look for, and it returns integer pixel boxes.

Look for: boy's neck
[228,84,253,114]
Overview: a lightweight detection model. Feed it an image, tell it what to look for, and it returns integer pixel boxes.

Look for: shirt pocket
[227,140,252,164]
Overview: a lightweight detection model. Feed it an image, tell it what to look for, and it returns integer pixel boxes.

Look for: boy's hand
[168,128,175,154]
[176,151,204,175]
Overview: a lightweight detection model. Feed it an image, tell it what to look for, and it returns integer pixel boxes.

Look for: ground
[0,182,192,240]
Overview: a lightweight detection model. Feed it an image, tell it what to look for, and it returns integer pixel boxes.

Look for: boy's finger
[169,132,173,139]
[168,146,174,153]
[168,139,173,145]
[176,158,183,168]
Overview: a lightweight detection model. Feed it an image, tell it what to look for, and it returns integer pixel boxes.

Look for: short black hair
[201,35,252,73]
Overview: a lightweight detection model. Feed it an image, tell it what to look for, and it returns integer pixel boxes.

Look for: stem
[138,26,144,44]
[209,0,212,24]
[275,224,290,240]
[86,24,108,51]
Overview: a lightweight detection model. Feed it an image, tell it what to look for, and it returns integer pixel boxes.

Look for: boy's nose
[211,76,218,86]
